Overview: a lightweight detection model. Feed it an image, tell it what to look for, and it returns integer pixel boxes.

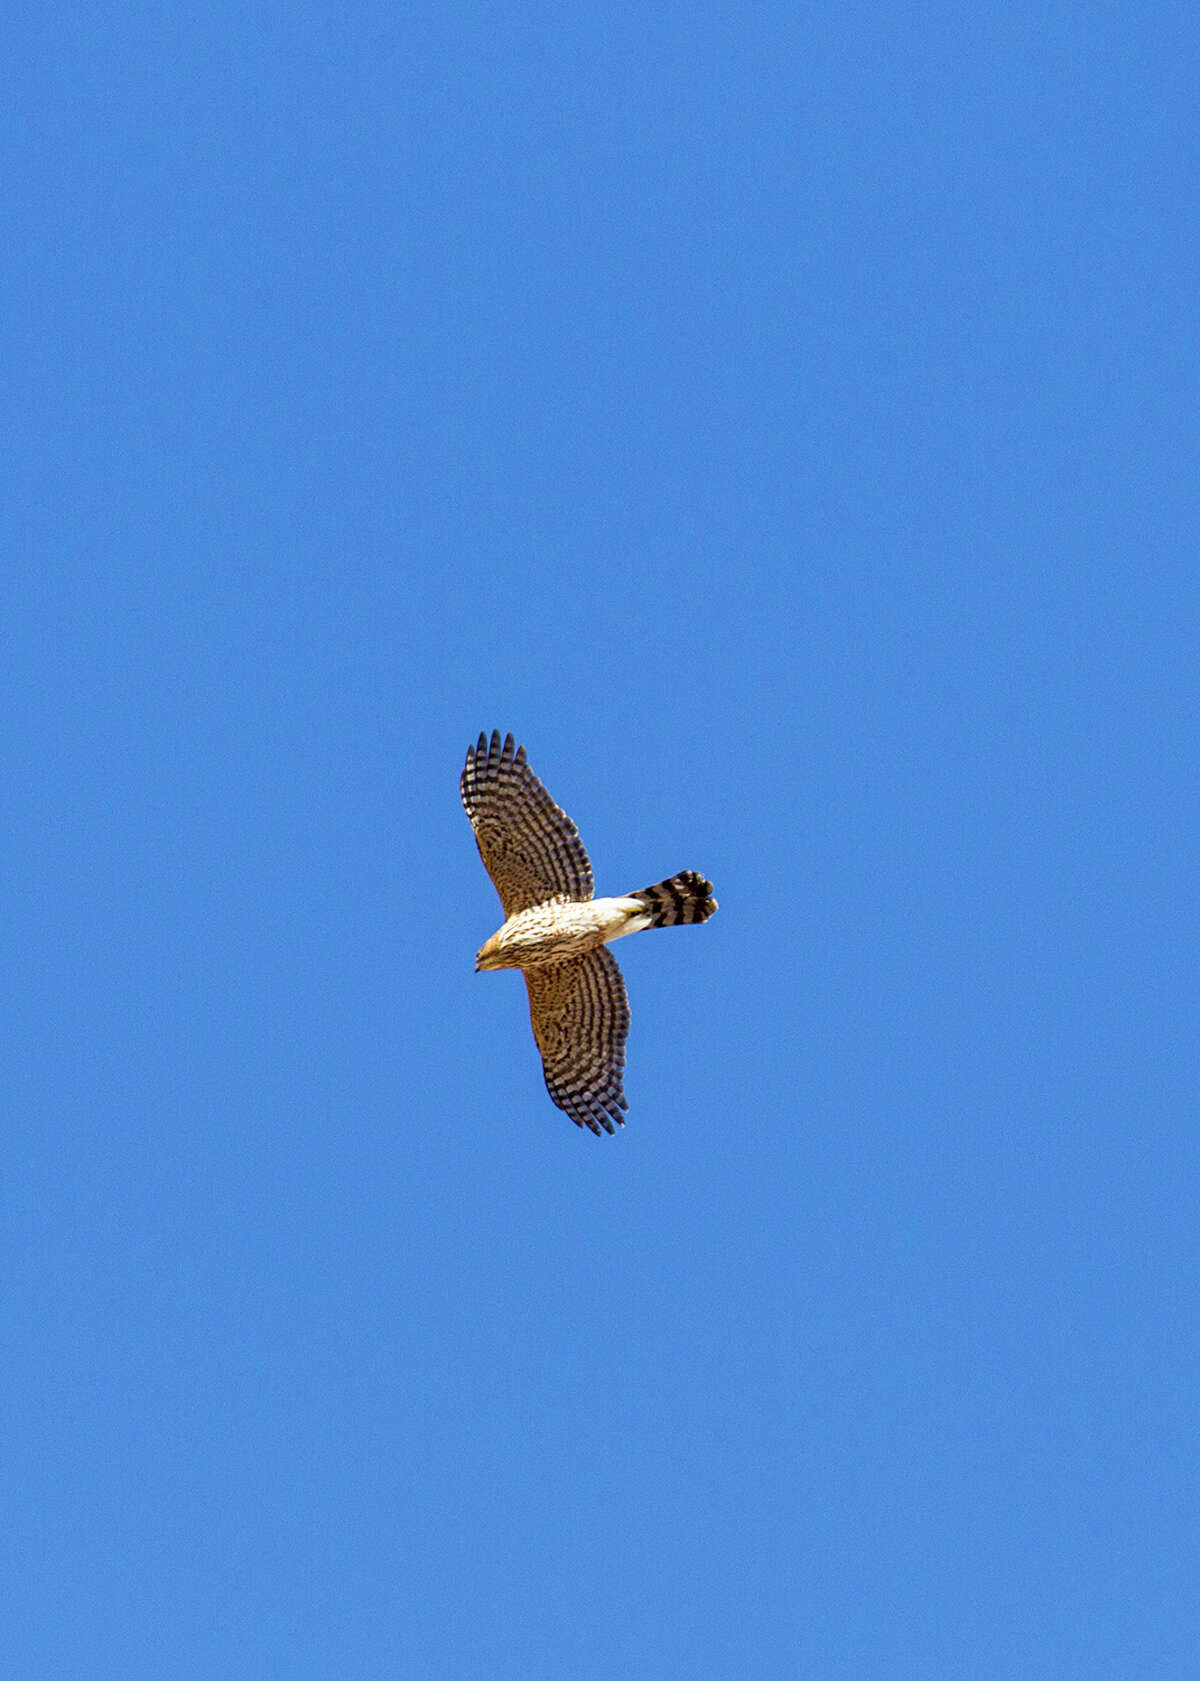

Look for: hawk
[461,730,717,1136]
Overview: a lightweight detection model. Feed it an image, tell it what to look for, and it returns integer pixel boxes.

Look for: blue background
[7,4,1198,1676]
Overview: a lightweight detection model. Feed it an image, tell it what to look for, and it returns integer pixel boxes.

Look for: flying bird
[461,730,718,1135]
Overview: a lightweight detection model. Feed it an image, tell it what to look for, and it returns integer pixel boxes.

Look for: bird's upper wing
[524,948,630,1136]
[461,730,594,915]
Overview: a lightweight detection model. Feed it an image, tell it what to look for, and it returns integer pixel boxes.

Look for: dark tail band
[631,871,718,928]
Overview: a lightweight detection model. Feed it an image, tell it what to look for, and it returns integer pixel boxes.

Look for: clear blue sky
[6,5,1198,1677]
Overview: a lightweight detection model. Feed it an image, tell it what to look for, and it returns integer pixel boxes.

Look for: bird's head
[475,931,505,972]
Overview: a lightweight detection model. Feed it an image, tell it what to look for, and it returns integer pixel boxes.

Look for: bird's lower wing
[524,948,630,1135]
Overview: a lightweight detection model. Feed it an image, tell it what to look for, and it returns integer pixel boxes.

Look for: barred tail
[631,871,718,928]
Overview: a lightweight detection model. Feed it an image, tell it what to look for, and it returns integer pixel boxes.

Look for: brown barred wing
[461,730,594,916]
[524,948,630,1136]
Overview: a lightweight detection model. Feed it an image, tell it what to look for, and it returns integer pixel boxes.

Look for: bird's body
[461,730,717,1135]
[475,896,650,971]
